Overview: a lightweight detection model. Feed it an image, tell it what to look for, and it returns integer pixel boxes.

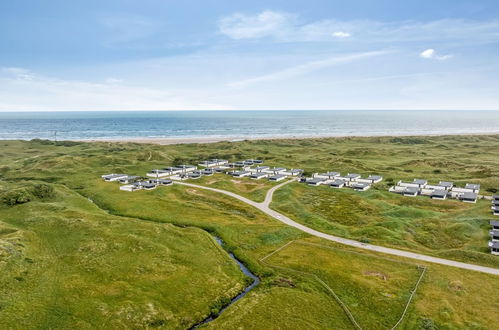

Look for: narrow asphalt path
[175,180,499,276]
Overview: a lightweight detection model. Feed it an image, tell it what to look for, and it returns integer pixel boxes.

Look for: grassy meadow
[1,136,499,329]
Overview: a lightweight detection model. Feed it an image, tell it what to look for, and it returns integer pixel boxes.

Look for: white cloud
[218,10,292,39]
[420,48,453,60]
[332,31,351,38]
[229,50,392,88]
[2,67,36,80]
[420,49,435,58]
[219,11,499,45]
[0,68,232,111]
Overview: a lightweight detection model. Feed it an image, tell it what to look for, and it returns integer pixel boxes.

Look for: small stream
[190,236,260,329]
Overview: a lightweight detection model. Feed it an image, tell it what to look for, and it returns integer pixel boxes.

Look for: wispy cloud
[219,10,499,45]
[0,68,232,111]
[218,10,293,39]
[229,50,392,88]
[2,67,36,80]
[420,48,453,60]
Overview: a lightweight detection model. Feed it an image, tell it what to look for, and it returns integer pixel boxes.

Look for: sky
[1,0,499,111]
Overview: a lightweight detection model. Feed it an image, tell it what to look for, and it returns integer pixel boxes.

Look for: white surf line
[174,180,499,276]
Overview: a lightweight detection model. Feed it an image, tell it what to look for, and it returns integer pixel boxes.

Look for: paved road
[175,180,499,276]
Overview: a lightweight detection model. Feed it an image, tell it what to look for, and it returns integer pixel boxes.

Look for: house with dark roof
[438,181,454,189]
[403,187,419,197]
[330,179,346,189]
[282,169,303,176]
[269,174,288,182]
[119,175,141,184]
[490,229,499,242]
[201,168,215,176]
[460,191,478,203]
[412,179,428,187]
[185,171,202,179]
[315,172,340,180]
[491,220,499,231]
[430,190,447,200]
[102,174,128,182]
[489,241,499,255]
[250,172,269,180]
[265,167,287,175]
[464,183,480,193]
[232,171,252,178]
[352,182,371,191]
[307,177,329,186]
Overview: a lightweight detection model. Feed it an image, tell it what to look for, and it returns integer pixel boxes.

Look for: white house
[269,174,288,182]
[102,174,128,182]
[314,172,340,180]
[251,166,270,173]
[352,182,371,191]
[147,170,171,178]
[120,184,141,192]
[282,169,303,176]
[307,177,329,186]
[233,171,252,178]
[119,175,140,184]
[250,172,269,180]
[330,179,346,188]
[403,187,419,197]
[489,241,499,255]
[198,159,229,167]
[264,167,287,175]
[430,190,447,200]
[459,191,478,203]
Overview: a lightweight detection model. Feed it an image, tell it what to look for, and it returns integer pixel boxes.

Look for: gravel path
[175,180,499,276]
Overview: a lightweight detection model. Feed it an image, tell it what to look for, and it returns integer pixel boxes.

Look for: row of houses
[490,220,499,255]
[300,172,383,191]
[227,165,303,182]
[101,174,172,191]
[389,179,481,203]
[492,195,499,216]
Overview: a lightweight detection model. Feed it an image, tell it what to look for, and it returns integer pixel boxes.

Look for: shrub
[420,318,437,330]
[31,184,55,200]
[1,189,32,206]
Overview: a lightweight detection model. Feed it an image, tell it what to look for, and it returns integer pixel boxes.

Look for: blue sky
[1,0,499,110]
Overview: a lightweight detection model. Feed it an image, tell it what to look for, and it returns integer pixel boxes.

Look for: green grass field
[1,136,499,329]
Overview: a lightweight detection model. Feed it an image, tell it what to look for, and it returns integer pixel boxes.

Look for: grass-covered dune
[1,136,499,329]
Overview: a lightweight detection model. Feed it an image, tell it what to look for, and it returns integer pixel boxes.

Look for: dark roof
[367,175,382,180]
[346,173,360,178]
[269,174,287,180]
[465,183,480,190]
[250,172,268,177]
[413,179,427,185]
[489,241,499,248]
[438,181,453,188]
[404,187,419,194]
[308,178,327,184]
[491,220,499,227]
[431,190,447,197]
[461,192,477,200]
[320,172,339,176]
[493,195,499,200]
[353,182,370,189]
[330,179,346,186]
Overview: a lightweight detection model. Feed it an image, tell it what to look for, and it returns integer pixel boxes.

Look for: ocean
[0,110,498,141]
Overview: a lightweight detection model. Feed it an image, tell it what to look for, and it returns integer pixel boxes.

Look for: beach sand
[76,132,499,145]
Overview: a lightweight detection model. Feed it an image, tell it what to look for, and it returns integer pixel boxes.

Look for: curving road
[174,180,499,276]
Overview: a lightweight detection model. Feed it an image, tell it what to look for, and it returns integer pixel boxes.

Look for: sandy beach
[75,132,499,145]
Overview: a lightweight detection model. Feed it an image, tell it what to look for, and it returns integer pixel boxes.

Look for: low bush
[31,184,55,200]
[1,188,32,206]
